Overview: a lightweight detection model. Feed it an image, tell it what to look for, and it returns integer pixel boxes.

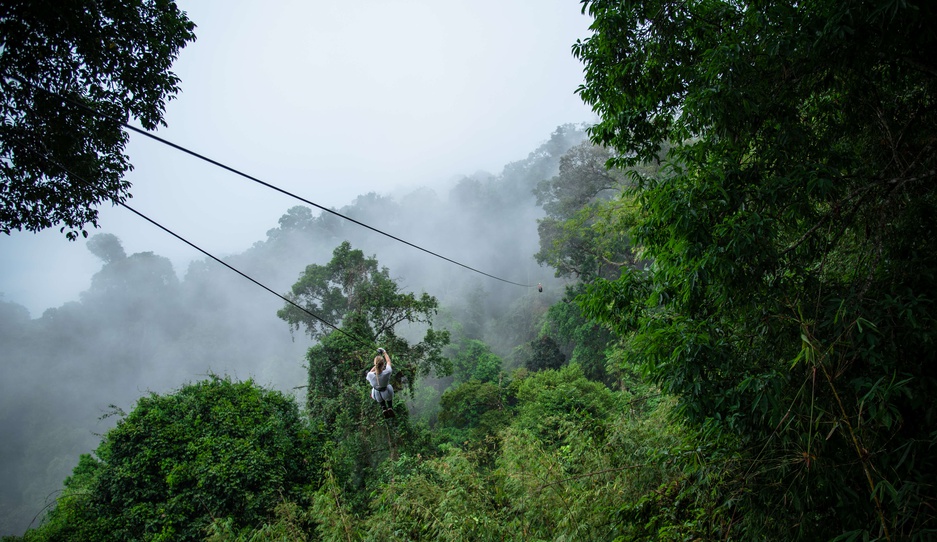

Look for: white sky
[0,0,595,317]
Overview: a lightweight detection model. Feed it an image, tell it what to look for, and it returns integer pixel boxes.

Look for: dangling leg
[380,392,395,418]
[373,390,389,414]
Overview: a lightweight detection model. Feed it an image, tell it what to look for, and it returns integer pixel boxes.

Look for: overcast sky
[0,0,595,317]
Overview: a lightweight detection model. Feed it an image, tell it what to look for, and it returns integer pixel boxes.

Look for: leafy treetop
[0,0,196,239]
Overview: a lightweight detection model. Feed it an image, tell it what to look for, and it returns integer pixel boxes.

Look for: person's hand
[377,347,385,355]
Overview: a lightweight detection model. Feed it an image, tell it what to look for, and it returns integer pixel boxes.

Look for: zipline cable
[122,125,533,288]
[119,202,374,350]
[13,77,535,288]
[22,136,375,350]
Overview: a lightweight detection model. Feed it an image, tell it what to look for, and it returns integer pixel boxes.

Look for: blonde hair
[374,356,386,374]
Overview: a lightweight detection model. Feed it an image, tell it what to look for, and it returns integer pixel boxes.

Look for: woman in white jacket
[366,348,395,418]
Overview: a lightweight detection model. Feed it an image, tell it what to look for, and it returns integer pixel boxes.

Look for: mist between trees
[0,124,589,537]
[5,0,937,538]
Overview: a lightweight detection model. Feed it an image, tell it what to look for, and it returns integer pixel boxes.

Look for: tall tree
[0,0,196,239]
[279,241,450,415]
[575,0,937,539]
[534,142,635,281]
[278,242,449,506]
[81,238,187,341]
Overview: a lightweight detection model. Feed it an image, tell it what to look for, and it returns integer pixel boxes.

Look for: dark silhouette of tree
[0,0,196,239]
[524,335,566,373]
[86,233,126,264]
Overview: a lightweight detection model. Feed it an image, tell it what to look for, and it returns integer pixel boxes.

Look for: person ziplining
[367,348,395,419]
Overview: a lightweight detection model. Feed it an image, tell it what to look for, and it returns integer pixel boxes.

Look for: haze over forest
[0,124,587,535]
[4,0,936,539]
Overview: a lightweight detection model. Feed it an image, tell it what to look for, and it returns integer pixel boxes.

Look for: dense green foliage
[574,0,937,539]
[449,338,503,384]
[523,335,566,373]
[541,286,615,384]
[17,377,317,542]
[0,0,196,239]
[12,0,937,534]
[326,365,688,541]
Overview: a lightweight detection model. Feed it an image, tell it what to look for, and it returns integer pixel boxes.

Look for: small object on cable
[538,283,543,293]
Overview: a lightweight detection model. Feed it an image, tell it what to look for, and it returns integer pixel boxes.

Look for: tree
[22,377,318,542]
[542,288,614,385]
[534,142,635,281]
[17,453,102,542]
[450,339,502,385]
[523,335,565,373]
[497,367,685,541]
[438,379,511,448]
[86,233,126,264]
[0,1,196,239]
[264,205,316,241]
[81,246,185,336]
[499,123,590,205]
[279,241,450,397]
[281,243,437,340]
[511,364,619,448]
[279,242,449,510]
[575,0,937,539]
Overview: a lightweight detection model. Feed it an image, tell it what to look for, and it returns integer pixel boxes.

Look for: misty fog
[0,124,587,535]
